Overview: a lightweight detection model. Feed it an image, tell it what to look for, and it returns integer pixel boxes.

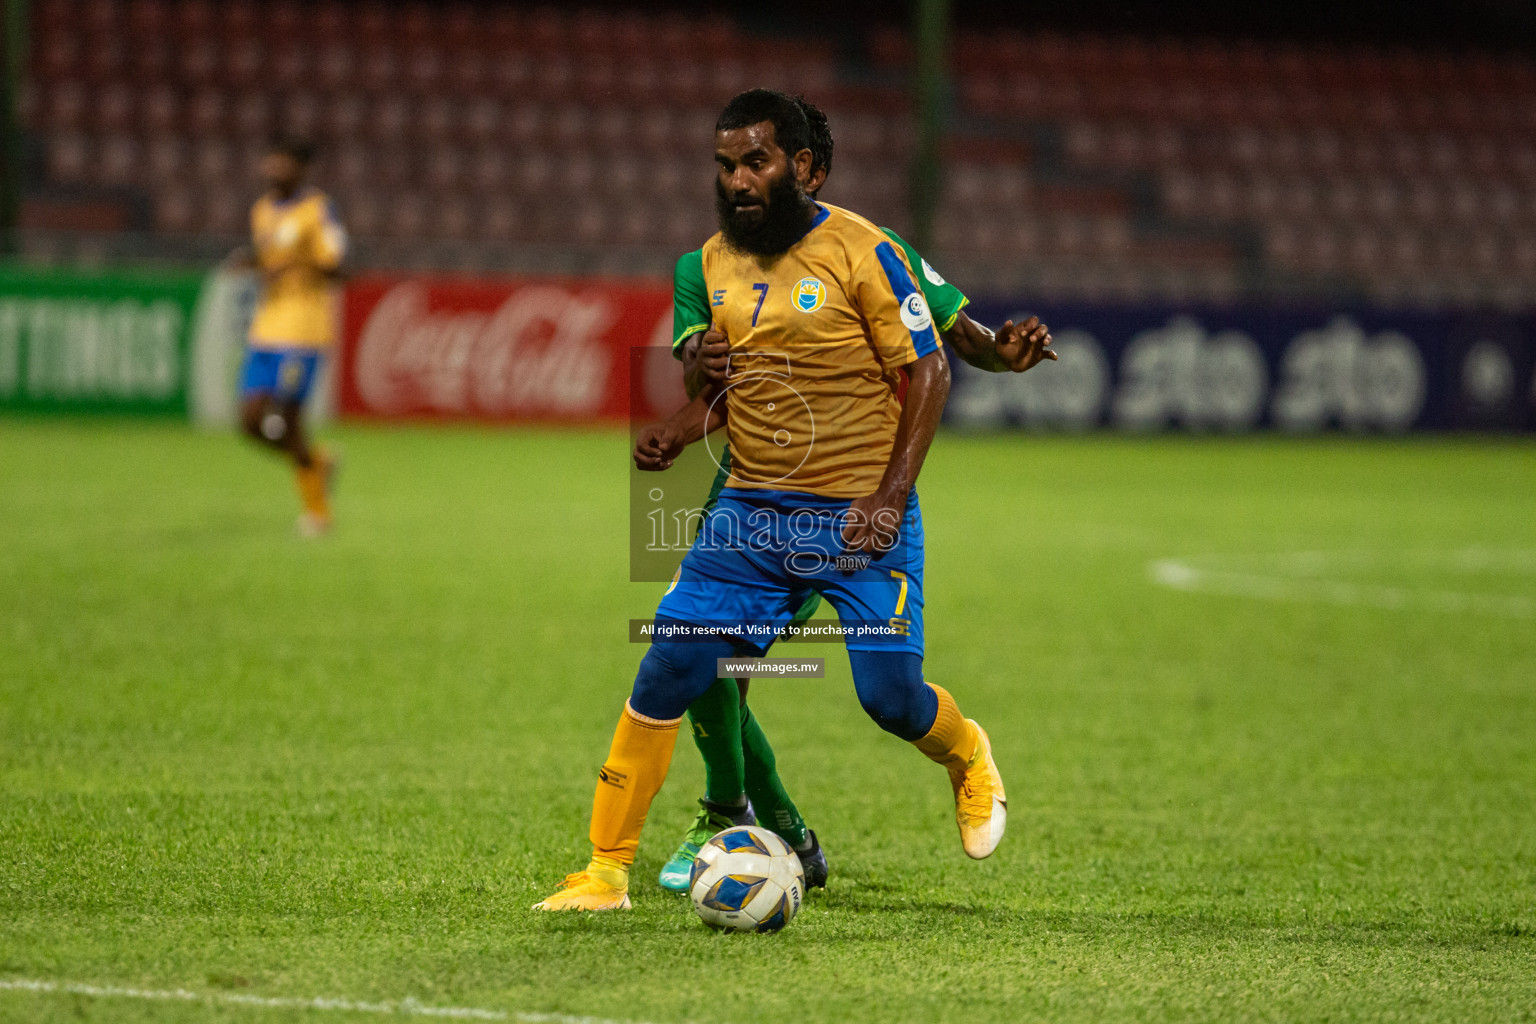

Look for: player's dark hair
[716,89,813,160]
[794,96,833,177]
[267,136,316,165]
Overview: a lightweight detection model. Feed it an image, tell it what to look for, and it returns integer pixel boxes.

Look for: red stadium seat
[126,35,173,85]
[478,200,523,244]
[331,145,374,192]
[417,98,460,143]
[31,29,80,86]
[357,48,402,98]
[384,196,428,240]
[32,0,78,36]
[230,91,272,140]
[401,45,447,96]
[154,187,200,235]
[45,132,93,184]
[435,197,476,242]
[487,51,536,100]
[465,147,512,195]
[202,186,245,235]
[189,138,233,187]
[423,148,466,193]
[19,3,1536,306]
[94,133,139,187]
[38,79,88,133]
[135,84,179,135]
[142,133,185,183]
[362,95,411,144]
[459,97,502,145]
[343,191,383,240]
[312,44,356,94]
[446,50,490,99]
[180,88,223,138]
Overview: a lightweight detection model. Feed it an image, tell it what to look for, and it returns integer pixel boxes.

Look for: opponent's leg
[740,703,828,887]
[731,589,828,884]
[846,649,1006,859]
[535,634,734,910]
[688,677,748,807]
[657,677,754,892]
[661,533,819,890]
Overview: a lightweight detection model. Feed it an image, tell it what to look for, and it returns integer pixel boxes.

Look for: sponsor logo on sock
[598,765,628,789]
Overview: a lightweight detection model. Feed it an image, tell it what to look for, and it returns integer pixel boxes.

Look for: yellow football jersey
[248,188,346,349]
[701,202,943,499]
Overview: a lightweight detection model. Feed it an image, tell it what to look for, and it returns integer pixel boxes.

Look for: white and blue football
[688,824,804,932]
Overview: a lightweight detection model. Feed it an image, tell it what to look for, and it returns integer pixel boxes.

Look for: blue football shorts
[654,486,925,657]
[239,346,322,403]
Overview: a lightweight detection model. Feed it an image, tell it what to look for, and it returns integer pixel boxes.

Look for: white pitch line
[1149,553,1536,619]
[0,978,679,1024]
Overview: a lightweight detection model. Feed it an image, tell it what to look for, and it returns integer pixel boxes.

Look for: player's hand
[994,316,1056,373]
[841,491,903,555]
[633,422,686,471]
[698,330,730,384]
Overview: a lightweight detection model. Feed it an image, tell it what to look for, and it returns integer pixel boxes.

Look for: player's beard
[716,174,817,257]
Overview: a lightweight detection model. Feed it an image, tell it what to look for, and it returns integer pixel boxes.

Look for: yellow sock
[295,460,329,518]
[912,683,978,772]
[589,700,681,869]
[585,855,628,889]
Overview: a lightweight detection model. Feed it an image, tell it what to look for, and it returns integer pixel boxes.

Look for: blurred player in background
[231,139,346,537]
[646,97,1054,896]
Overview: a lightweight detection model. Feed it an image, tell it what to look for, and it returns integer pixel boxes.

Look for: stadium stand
[17,0,1536,306]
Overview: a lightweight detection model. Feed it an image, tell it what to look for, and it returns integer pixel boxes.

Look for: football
[688,825,805,932]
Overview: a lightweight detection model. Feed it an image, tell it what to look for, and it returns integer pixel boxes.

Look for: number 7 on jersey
[751,283,769,326]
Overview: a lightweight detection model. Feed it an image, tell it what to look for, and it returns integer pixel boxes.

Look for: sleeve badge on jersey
[900,292,933,332]
[921,258,948,287]
[793,277,827,313]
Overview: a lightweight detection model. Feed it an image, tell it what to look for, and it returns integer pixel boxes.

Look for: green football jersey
[672,248,713,351]
[669,227,969,356]
[884,228,970,334]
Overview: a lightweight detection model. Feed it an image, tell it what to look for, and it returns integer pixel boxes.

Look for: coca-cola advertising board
[339,275,687,423]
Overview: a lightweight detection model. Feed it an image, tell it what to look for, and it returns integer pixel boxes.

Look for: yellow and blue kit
[652,203,940,700]
[573,204,993,881]
[239,188,346,402]
[670,226,970,649]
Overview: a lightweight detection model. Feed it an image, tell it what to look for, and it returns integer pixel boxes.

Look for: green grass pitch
[2,420,1534,1023]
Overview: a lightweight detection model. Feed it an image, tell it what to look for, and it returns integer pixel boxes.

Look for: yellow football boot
[532,861,631,912]
[951,721,1007,859]
[294,446,340,539]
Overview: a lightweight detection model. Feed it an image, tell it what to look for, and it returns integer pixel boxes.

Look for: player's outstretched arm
[943,311,1055,373]
[633,390,727,471]
[842,349,950,553]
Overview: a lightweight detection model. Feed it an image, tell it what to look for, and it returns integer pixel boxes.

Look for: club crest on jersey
[900,292,933,332]
[793,277,826,313]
